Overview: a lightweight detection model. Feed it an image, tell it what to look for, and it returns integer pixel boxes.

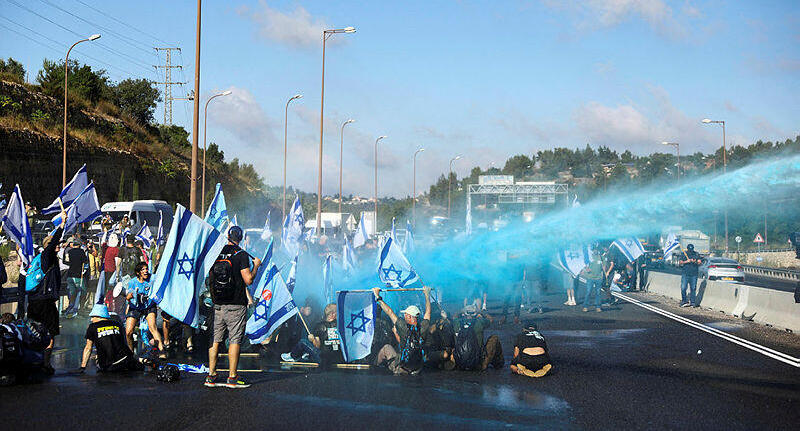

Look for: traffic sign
[735,236,742,243]
[753,233,764,243]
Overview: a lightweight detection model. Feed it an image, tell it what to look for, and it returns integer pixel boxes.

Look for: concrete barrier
[742,287,800,333]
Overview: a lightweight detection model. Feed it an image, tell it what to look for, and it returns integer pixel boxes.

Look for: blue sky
[1,0,798,197]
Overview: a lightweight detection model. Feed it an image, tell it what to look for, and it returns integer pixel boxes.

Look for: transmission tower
[154,47,185,125]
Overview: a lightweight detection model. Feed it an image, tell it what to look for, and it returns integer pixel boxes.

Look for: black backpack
[454,318,481,370]
[210,252,238,302]
[398,324,423,372]
[0,324,23,365]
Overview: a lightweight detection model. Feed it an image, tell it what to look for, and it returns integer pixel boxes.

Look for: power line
[5,0,154,74]
[73,0,173,46]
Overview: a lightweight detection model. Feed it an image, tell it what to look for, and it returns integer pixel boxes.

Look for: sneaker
[281,353,295,362]
[564,300,571,306]
[582,307,588,312]
[225,375,251,389]
[681,303,691,308]
[596,307,602,313]
[204,374,218,387]
[300,353,311,361]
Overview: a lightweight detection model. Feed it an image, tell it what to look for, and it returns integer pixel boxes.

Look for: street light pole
[201,90,232,214]
[374,135,387,231]
[448,155,461,219]
[190,0,202,214]
[283,94,302,222]
[62,34,100,187]
[338,119,355,219]
[317,27,356,237]
[661,141,680,182]
[412,147,425,227]
[703,118,728,252]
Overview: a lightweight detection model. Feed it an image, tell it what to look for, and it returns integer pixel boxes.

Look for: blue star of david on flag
[253,300,269,322]
[177,252,194,280]
[346,310,371,336]
[377,237,420,288]
[612,237,645,263]
[381,264,403,281]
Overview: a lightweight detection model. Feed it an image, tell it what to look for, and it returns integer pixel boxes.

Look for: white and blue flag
[204,183,229,231]
[150,204,227,328]
[260,211,272,242]
[377,237,419,288]
[323,254,334,303]
[135,221,154,249]
[662,233,680,259]
[465,203,472,235]
[403,219,415,255]
[156,210,165,246]
[1,184,35,265]
[52,182,102,238]
[246,264,298,344]
[230,214,238,227]
[353,212,368,248]
[612,237,646,263]
[42,164,87,215]
[285,253,298,293]
[282,196,304,257]
[390,217,397,242]
[342,235,357,274]
[337,290,376,363]
[557,244,593,278]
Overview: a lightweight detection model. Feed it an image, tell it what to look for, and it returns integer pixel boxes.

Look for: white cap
[401,305,421,317]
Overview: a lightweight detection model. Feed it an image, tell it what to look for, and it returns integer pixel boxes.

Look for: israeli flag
[204,183,229,231]
[337,290,376,363]
[342,235,357,274]
[612,237,645,263]
[465,203,472,235]
[323,254,334,303]
[572,195,581,208]
[42,164,87,215]
[557,244,593,278]
[285,253,298,293]
[260,211,272,242]
[390,217,396,241]
[150,204,227,328]
[662,233,680,259]
[1,184,35,265]
[156,210,165,246]
[135,221,154,249]
[230,214,238,227]
[282,196,304,257]
[246,264,298,344]
[352,212,368,248]
[377,237,419,288]
[52,182,102,238]
[403,219,415,255]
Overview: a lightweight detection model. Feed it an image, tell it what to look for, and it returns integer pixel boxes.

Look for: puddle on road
[546,328,647,338]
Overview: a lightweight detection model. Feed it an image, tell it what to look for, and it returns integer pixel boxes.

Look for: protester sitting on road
[63,240,88,318]
[678,244,702,307]
[80,304,143,373]
[282,303,341,366]
[423,305,455,370]
[453,304,503,370]
[206,225,261,389]
[274,300,314,361]
[371,286,432,375]
[510,321,552,378]
[124,262,165,357]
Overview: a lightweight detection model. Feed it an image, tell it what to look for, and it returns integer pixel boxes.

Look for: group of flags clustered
[0,167,422,364]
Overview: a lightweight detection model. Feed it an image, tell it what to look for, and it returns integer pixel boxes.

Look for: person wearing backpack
[25,214,65,375]
[423,305,456,370]
[206,226,260,389]
[371,286,431,375]
[510,321,552,378]
[452,304,504,371]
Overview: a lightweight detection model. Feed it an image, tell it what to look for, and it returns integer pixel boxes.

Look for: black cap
[687,244,694,251]
[228,225,244,243]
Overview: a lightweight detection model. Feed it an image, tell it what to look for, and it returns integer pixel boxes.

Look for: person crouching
[510,321,552,378]
[80,304,144,373]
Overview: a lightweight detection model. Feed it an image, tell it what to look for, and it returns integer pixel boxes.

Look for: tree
[132,179,139,201]
[117,170,126,201]
[36,59,110,103]
[0,57,25,82]
[113,78,161,125]
[158,124,191,149]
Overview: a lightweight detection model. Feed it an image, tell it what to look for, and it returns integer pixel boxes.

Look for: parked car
[699,257,744,282]
[89,200,174,237]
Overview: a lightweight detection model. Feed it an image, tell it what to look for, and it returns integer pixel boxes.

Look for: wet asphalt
[3,289,800,431]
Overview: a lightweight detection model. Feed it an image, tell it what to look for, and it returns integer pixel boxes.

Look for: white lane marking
[612,292,800,368]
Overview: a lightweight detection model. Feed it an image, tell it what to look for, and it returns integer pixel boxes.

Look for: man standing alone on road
[679,244,702,307]
[206,226,260,389]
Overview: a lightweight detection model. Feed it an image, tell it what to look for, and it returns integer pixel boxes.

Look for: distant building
[305,212,357,236]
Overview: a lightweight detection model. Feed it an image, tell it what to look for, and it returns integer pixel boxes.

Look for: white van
[93,200,174,236]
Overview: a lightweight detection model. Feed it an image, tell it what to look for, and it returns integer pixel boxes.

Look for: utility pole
[189,0,202,214]
[154,47,184,125]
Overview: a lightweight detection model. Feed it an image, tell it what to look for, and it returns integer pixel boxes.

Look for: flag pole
[296,311,311,335]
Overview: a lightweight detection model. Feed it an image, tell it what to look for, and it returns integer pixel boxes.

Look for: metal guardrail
[742,265,800,282]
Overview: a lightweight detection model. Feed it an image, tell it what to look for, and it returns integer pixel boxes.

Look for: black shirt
[313,319,343,365]
[512,330,551,369]
[212,244,250,306]
[118,246,141,278]
[65,247,88,278]
[33,227,63,301]
[681,250,701,276]
[85,319,135,370]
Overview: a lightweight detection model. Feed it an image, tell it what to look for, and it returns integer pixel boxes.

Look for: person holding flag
[371,285,432,375]
[206,226,261,389]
